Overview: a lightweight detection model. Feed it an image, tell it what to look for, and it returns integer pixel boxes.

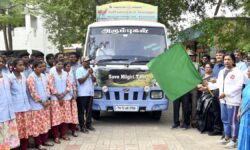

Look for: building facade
[0,12,58,55]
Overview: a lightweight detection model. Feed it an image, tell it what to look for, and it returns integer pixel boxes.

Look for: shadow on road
[93,110,172,125]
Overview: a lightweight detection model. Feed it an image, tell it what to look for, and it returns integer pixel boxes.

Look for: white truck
[83,1,169,119]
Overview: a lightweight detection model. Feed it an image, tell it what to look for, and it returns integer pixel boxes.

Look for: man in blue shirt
[212,50,225,78]
[76,57,96,133]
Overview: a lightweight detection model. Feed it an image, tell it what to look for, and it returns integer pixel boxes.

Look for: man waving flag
[147,43,202,101]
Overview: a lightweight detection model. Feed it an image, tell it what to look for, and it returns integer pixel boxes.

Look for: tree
[37,0,190,49]
[38,0,96,51]
[175,0,250,52]
[194,17,250,52]
[0,0,31,51]
[190,0,250,52]
[36,0,248,51]
[244,1,250,15]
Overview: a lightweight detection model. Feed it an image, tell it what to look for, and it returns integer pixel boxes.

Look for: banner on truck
[95,68,155,87]
[96,1,158,22]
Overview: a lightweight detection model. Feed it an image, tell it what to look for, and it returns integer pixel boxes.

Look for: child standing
[27,61,53,150]
[48,60,71,143]
[0,56,20,149]
[64,62,79,137]
[41,61,49,79]
[10,59,32,150]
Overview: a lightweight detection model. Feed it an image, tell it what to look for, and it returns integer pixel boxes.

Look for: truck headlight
[150,91,163,99]
[144,86,150,92]
[102,86,108,93]
[94,90,102,99]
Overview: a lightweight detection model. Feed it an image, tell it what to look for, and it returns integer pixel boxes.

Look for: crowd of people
[0,51,95,150]
[172,49,250,150]
[0,48,250,150]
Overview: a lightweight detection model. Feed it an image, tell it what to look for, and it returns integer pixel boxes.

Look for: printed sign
[95,68,155,87]
[96,1,158,22]
[101,28,149,34]
[90,27,165,35]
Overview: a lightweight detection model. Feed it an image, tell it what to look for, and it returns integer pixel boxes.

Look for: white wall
[0,13,58,55]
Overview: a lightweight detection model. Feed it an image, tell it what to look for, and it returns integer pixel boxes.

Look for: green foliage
[0,0,30,27]
[38,0,192,49]
[38,0,96,50]
[0,0,38,51]
[177,0,250,52]
[2,0,247,51]
[244,0,250,16]
[38,0,249,50]
[194,18,250,51]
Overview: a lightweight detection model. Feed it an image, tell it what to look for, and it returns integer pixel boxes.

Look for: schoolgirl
[0,56,19,149]
[27,61,53,150]
[48,60,71,143]
[10,59,32,150]
[64,62,79,137]
[41,61,49,79]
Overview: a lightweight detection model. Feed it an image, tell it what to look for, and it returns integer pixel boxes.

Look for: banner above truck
[96,1,158,22]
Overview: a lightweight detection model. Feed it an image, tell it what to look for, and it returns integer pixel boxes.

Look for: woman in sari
[197,63,215,133]
[237,67,250,150]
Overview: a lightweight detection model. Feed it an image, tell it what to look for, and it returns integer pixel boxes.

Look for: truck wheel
[92,111,101,120]
[152,111,162,120]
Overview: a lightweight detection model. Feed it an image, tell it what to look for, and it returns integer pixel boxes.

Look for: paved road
[44,104,234,150]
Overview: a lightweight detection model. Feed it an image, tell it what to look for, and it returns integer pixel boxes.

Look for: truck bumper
[92,99,168,112]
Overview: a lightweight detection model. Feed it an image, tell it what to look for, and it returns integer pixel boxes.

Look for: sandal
[54,138,61,144]
[43,141,54,147]
[36,145,47,150]
[72,132,78,137]
[62,135,70,141]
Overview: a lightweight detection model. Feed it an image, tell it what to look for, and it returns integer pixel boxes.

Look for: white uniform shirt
[236,61,247,73]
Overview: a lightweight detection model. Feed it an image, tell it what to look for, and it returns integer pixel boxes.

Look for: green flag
[147,43,202,101]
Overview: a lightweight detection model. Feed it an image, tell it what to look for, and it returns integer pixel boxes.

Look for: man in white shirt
[234,50,247,73]
[76,57,96,133]
[69,52,81,77]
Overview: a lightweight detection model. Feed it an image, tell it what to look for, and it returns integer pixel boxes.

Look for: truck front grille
[105,92,110,100]
[114,92,120,100]
[105,89,147,100]
[133,92,138,100]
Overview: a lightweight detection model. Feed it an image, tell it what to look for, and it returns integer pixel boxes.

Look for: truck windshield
[86,26,166,64]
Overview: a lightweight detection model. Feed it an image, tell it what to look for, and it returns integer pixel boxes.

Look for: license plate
[114,106,138,112]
